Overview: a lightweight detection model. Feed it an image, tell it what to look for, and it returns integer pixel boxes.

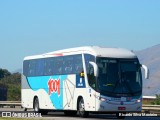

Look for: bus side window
[74,55,83,74]
[44,58,51,75]
[28,60,36,76]
[36,59,44,76]
[84,54,96,89]
[49,58,54,75]
[46,58,54,75]
[53,57,63,75]
[88,64,96,89]
[63,56,73,74]
[23,60,29,76]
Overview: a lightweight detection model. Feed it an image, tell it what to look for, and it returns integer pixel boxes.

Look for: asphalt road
[0,107,160,120]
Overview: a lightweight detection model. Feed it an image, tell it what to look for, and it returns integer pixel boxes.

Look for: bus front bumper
[96,100,142,112]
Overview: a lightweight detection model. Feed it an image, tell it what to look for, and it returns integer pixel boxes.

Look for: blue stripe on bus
[26,74,86,109]
[27,75,67,109]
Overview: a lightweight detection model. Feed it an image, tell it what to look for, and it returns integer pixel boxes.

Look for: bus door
[84,54,96,111]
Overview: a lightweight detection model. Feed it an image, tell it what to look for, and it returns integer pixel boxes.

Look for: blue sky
[0,0,160,72]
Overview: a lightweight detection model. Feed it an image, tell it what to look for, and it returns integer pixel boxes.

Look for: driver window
[88,65,96,89]
[84,54,96,90]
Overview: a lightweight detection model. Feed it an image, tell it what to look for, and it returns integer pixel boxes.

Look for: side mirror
[141,64,149,79]
[89,61,98,77]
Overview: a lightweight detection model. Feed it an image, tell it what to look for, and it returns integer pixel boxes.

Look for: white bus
[21,46,149,118]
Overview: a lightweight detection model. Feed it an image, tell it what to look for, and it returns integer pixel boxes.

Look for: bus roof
[24,46,137,60]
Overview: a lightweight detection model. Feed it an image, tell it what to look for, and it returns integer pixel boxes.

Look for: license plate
[118,107,126,110]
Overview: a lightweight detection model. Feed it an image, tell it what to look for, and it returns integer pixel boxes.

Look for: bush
[151,94,160,105]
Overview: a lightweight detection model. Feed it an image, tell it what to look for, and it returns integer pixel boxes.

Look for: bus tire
[33,97,48,115]
[33,97,40,113]
[23,108,27,111]
[78,98,89,118]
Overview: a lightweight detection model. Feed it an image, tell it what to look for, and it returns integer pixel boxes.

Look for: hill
[136,44,160,96]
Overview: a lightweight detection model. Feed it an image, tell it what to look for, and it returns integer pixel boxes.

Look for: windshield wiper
[112,72,121,93]
[124,80,134,95]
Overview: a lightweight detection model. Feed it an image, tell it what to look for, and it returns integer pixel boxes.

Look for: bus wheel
[78,98,89,118]
[34,97,40,112]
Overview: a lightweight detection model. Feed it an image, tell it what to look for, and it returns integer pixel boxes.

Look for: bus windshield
[97,57,142,97]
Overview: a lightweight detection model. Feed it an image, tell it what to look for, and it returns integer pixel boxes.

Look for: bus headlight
[100,97,106,102]
[94,94,109,102]
[99,97,108,102]
[136,99,141,103]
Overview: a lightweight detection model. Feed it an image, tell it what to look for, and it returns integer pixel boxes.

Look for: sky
[0,0,160,72]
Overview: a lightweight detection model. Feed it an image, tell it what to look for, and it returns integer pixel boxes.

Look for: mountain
[12,68,22,74]
[136,44,160,96]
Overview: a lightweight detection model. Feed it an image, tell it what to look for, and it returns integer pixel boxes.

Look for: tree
[0,68,11,79]
[0,69,21,101]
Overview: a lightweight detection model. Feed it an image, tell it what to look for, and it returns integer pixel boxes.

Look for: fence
[142,105,160,113]
[0,101,21,108]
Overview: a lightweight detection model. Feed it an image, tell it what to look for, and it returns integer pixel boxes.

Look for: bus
[21,46,149,118]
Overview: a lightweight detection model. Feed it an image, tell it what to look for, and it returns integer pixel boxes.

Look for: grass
[143,100,153,105]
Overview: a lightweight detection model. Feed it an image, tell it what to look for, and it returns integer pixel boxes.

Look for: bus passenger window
[63,56,73,74]
[28,60,36,76]
[44,58,53,75]
[53,57,63,75]
[36,59,44,76]
[74,55,83,74]
[23,60,29,76]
